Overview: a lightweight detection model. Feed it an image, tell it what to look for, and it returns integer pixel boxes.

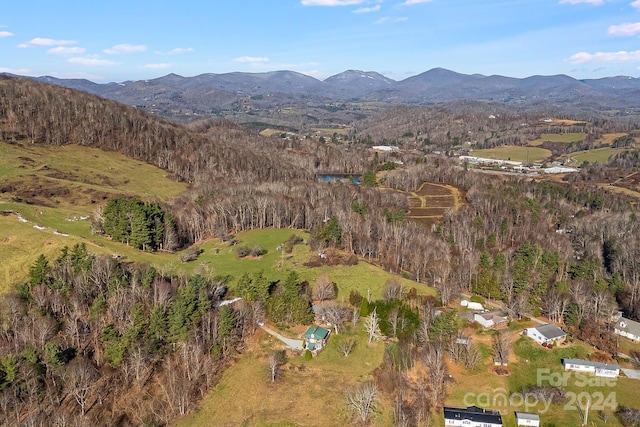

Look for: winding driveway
[260,325,304,350]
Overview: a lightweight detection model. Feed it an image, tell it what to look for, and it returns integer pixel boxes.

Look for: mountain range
[19,68,640,120]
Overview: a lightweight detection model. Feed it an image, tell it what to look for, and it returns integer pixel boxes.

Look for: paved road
[260,325,304,350]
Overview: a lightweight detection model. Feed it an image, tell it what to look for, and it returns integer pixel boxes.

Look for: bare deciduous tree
[423,341,448,409]
[383,278,404,301]
[268,350,286,382]
[319,303,350,335]
[493,331,511,366]
[345,381,378,423]
[312,273,336,302]
[63,357,98,416]
[339,337,356,356]
[364,308,382,344]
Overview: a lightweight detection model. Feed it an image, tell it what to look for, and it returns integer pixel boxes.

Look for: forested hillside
[1,243,255,425]
[3,75,640,326]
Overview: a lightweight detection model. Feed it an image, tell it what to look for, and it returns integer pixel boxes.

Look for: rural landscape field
[3,1,640,422]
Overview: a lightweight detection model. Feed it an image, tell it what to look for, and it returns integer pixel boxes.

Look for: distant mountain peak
[26,67,640,114]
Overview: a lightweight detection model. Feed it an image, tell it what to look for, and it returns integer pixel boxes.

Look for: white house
[524,324,567,346]
[562,358,620,378]
[473,311,508,329]
[615,317,640,342]
[443,406,503,427]
[515,412,540,426]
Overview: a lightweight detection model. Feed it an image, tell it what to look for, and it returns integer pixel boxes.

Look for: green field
[529,133,587,146]
[0,141,188,207]
[471,146,552,163]
[0,139,190,290]
[567,147,626,164]
[312,127,350,135]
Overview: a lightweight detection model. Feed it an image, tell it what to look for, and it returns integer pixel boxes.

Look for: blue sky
[1,0,640,82]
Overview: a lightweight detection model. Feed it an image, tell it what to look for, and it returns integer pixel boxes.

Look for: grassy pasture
[311,127,350,135]
[0,205,180,291]
[188,229,435,301]
[471,146,551,163]
[259,128,285,137]
[528,132,586,146]
[0,141,187,209]
[599,133,629,145]
[567,147,625,164]
[177,326,389,427]
[0,139,189,290]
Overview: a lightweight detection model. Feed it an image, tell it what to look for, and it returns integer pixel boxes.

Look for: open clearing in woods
[405,182,462,228]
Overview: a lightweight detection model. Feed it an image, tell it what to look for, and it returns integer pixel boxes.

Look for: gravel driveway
[260,325,304,350]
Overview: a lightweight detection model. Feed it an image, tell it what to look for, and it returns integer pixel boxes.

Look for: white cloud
[234,56,269,63]
[400,0,433,5]
[0,31,13,37]
[48,71,103,80]
[103,44,147,54]
[47,46,86,55]
[633,0,640,10]
[375,16,408,24]
[559,0,605,4]
[567,50,640,63]
[68,56,118,66]
[353,5,381,13]
[18,37,76,48]
[301,0,367,6]
[142,63,171,69]
[155,47,194,55]
[609,22,640,36]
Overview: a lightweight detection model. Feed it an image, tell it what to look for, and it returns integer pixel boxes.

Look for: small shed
[515,412,540,426]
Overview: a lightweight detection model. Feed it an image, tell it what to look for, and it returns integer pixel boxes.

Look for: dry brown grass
[177,328,391,427]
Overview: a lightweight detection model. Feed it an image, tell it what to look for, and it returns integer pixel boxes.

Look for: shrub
[236,246,251,258]
[250,245,266,257]
[284,234,304,254]
[179,245,202,262]
[304,349,313,360]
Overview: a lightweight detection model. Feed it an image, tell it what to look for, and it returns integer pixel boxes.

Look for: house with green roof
[304,325,331,353]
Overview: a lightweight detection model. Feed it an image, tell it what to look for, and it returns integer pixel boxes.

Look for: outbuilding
[515,412,540,426]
